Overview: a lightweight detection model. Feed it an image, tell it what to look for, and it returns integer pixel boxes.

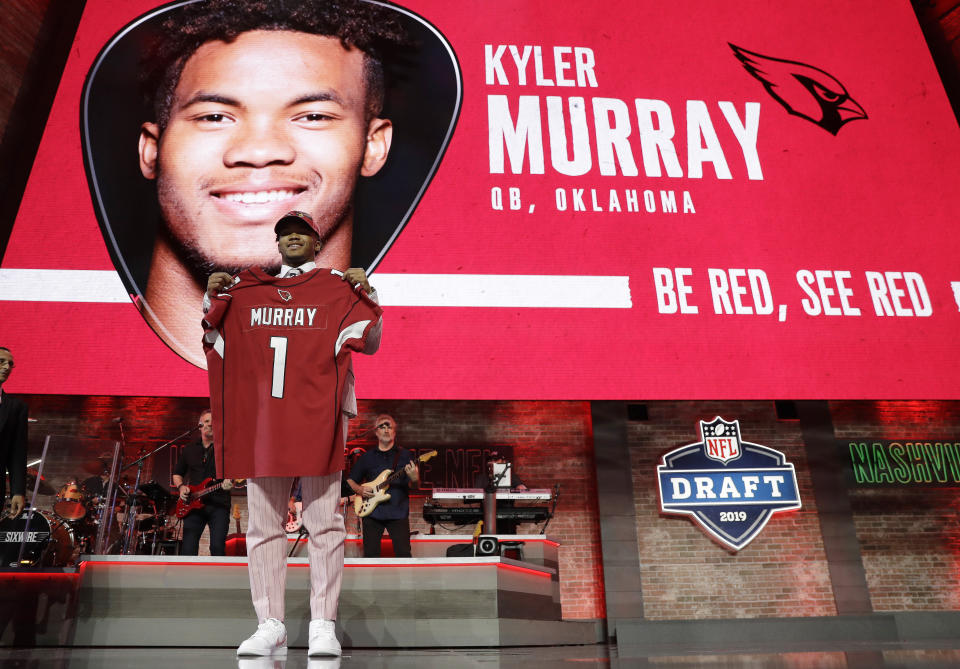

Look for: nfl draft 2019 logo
[657,417,801,551]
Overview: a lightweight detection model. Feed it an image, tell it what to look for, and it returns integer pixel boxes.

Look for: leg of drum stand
[288,525,309,558]
[150,509,170,555]
[96,477,123,555]
[145,502,158,555]
[120,502,136,555]
[173,517,183,555]
[121,457,148,555]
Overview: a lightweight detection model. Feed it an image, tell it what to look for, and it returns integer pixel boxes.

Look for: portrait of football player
[81,0,460,366]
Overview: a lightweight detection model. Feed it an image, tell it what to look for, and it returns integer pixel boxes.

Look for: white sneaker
[308,618,341,657]
[237,618,287,657]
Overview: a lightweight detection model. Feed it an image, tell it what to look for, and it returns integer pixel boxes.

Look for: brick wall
[17,395,605,621]
[17,394,216,555]
[18,393,209,485]
[0,0,51,138]
[352,399,605,620]
[629,401,836,620]
[20,393,960,622]
[831,400,960,611]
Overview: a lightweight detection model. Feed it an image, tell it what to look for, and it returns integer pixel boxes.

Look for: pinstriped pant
[246,472,344,622]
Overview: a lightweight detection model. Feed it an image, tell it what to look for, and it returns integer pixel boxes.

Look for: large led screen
[2,0,959,399]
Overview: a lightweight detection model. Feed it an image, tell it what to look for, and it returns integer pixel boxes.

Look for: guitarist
[173,409,232,555]
[0,347,27,519]
[346,415,419,557]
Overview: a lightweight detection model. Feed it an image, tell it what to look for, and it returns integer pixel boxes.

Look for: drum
[0,510,73,567]
[54,482,86,520]
[83,496,125,555]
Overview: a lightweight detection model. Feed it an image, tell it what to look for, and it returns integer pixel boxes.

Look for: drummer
[0,347,28,518]
[82,458,112,500]
[173,409,232,556]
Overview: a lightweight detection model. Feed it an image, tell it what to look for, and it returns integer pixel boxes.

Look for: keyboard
[422,504,552,525]
[431,488,552,501]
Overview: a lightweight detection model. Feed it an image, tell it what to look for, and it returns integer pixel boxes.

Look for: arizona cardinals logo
[277,289,293,302]
[730,43,866,135]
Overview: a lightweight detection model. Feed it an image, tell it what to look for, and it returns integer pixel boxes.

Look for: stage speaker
[475,535,499,556]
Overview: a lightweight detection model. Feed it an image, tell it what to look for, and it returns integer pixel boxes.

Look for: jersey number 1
[269,336,287,398]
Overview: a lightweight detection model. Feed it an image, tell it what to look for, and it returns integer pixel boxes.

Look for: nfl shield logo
[657,417,802,550]
[701,417,742,465]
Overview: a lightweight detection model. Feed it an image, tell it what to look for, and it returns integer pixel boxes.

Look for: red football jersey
[202,267,382,478]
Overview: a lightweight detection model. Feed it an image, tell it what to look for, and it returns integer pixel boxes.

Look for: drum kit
[0,456,178,568]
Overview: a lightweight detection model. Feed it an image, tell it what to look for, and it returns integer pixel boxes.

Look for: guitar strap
[392,448,401,476]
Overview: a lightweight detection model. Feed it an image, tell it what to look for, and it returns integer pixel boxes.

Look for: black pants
[362,515,411,557]
[181,504,229,556]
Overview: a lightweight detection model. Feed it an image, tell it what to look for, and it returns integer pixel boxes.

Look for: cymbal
[138,481,172,502]
[25,468,56,495]
[80,456,113,476]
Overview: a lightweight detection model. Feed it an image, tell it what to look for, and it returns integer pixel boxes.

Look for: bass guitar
[353,450,437,518]
[232,503,242,534]
[285,498,302,533]
[175,478,237,519]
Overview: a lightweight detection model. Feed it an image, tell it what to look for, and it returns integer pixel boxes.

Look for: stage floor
[4,642,960,668]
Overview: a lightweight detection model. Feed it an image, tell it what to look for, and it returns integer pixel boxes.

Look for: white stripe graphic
[0,269,131,303]
[373,273,631,308]
[0,269,632,308]
[335,320,371,356]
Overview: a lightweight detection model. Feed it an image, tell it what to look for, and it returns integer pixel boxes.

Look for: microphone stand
[348,421,389,443]
[119,424,201,555]
[105,422,127,550]
[92,421,127,555]
[540,483,560,535]
[483,462,512,535]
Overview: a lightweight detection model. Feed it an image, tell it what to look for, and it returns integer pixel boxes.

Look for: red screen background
[2,0,959,399]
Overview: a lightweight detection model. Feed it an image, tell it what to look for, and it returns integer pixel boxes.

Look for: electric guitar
[232,503,242,534]
[175,478,237,518]
[354,450,437,518]
[285,499,302,533]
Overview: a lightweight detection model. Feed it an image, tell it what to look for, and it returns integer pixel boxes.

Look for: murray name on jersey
[246,305,327,330]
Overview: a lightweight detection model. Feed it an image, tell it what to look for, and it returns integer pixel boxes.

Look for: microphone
[111,417,124,424]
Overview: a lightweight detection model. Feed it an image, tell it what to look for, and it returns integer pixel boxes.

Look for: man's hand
[178,485,191,502]
[360,483,376,499]
[404,461,419,483]
[222,479,234,491]
[207,272,235,295]
[9,495,25,517]
[342,268,371,293]
[516,484,528,491]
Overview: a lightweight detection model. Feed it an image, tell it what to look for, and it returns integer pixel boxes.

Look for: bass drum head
[0,510,74,567]
[53,500,87,521]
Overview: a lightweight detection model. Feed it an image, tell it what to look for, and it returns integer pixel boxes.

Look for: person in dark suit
[0,347,28,517]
